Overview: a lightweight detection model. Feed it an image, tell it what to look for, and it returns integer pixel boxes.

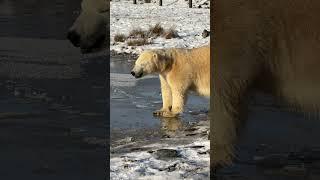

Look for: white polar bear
[131,45,210,117]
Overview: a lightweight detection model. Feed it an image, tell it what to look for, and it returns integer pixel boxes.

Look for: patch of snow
[110,138,209,180]
[110,119,210,179]
[110,0,210,55]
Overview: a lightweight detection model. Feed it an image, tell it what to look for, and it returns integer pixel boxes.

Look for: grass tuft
[127,38,150,46]
[162,27,179,39]
[114,33,127,42]
[114,24,179,46]
[128,28,147,38]
[148,23,164,37]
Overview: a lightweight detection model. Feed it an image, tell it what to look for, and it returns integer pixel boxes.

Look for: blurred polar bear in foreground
[67,0,108,53]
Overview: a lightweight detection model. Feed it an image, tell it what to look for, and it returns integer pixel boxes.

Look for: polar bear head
[131,49,173,78]
[67,0,108,53]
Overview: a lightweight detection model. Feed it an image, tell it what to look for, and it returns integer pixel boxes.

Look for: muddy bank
[110,115,210,179]
[110,50,138,60]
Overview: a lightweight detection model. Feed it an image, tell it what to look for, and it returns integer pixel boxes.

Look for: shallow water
[0,0,82,39]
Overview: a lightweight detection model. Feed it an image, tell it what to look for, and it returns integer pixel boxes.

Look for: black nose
[67,30,80,47]
[131,71,135,76]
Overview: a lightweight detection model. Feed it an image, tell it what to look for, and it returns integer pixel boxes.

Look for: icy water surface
[0,38,107,180]
[0,0,82,39]
[0,0,107,179]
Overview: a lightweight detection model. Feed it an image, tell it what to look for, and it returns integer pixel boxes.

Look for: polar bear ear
[153,53,158,59]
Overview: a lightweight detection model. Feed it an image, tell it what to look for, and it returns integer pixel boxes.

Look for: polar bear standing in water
[67,0,108,53]
[131,45,210,117]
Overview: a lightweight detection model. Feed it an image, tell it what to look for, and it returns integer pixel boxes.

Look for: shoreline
[110,50,139,62]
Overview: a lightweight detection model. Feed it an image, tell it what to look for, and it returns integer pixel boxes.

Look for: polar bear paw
[153,110,178,117]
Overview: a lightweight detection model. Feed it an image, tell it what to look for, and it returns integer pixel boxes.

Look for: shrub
[114,33,127,42]
[163,27,179,39]
[128,28,147,38]
[148,23,164,37]
[127,38,150,46]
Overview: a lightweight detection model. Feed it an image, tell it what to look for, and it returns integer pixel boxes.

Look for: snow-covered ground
[110,0,210,55]
[110,140,209,180]
[110,120,210,180]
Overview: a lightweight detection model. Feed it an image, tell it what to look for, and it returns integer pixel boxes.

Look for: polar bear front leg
[161,83,187,118]
[159,75,172,111]
[153,75,172,116]
[212,77,251,169]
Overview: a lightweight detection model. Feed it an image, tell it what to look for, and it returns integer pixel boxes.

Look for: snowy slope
[110,0,210,55]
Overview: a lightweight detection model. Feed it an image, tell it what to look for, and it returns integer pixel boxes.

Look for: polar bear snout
[67,30,81,47]
[130,70,143,78]
[67,0,108,54]
[67,25,106,54]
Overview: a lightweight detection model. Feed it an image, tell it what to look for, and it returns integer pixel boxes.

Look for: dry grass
[162,27,179,39]
[114,33,127,42]
[148,23,164,37]
[115,24,179,46]
[127,38,150,46]
[128,28,147,38]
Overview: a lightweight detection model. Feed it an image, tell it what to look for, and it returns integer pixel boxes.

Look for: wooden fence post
[159,0,162,6]
[189,0,192,8]
[133,0,137,4]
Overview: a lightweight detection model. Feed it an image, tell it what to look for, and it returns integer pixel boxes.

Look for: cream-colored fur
[68,0,108,53]
[131,45,210,117]
[212,0,320,169]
